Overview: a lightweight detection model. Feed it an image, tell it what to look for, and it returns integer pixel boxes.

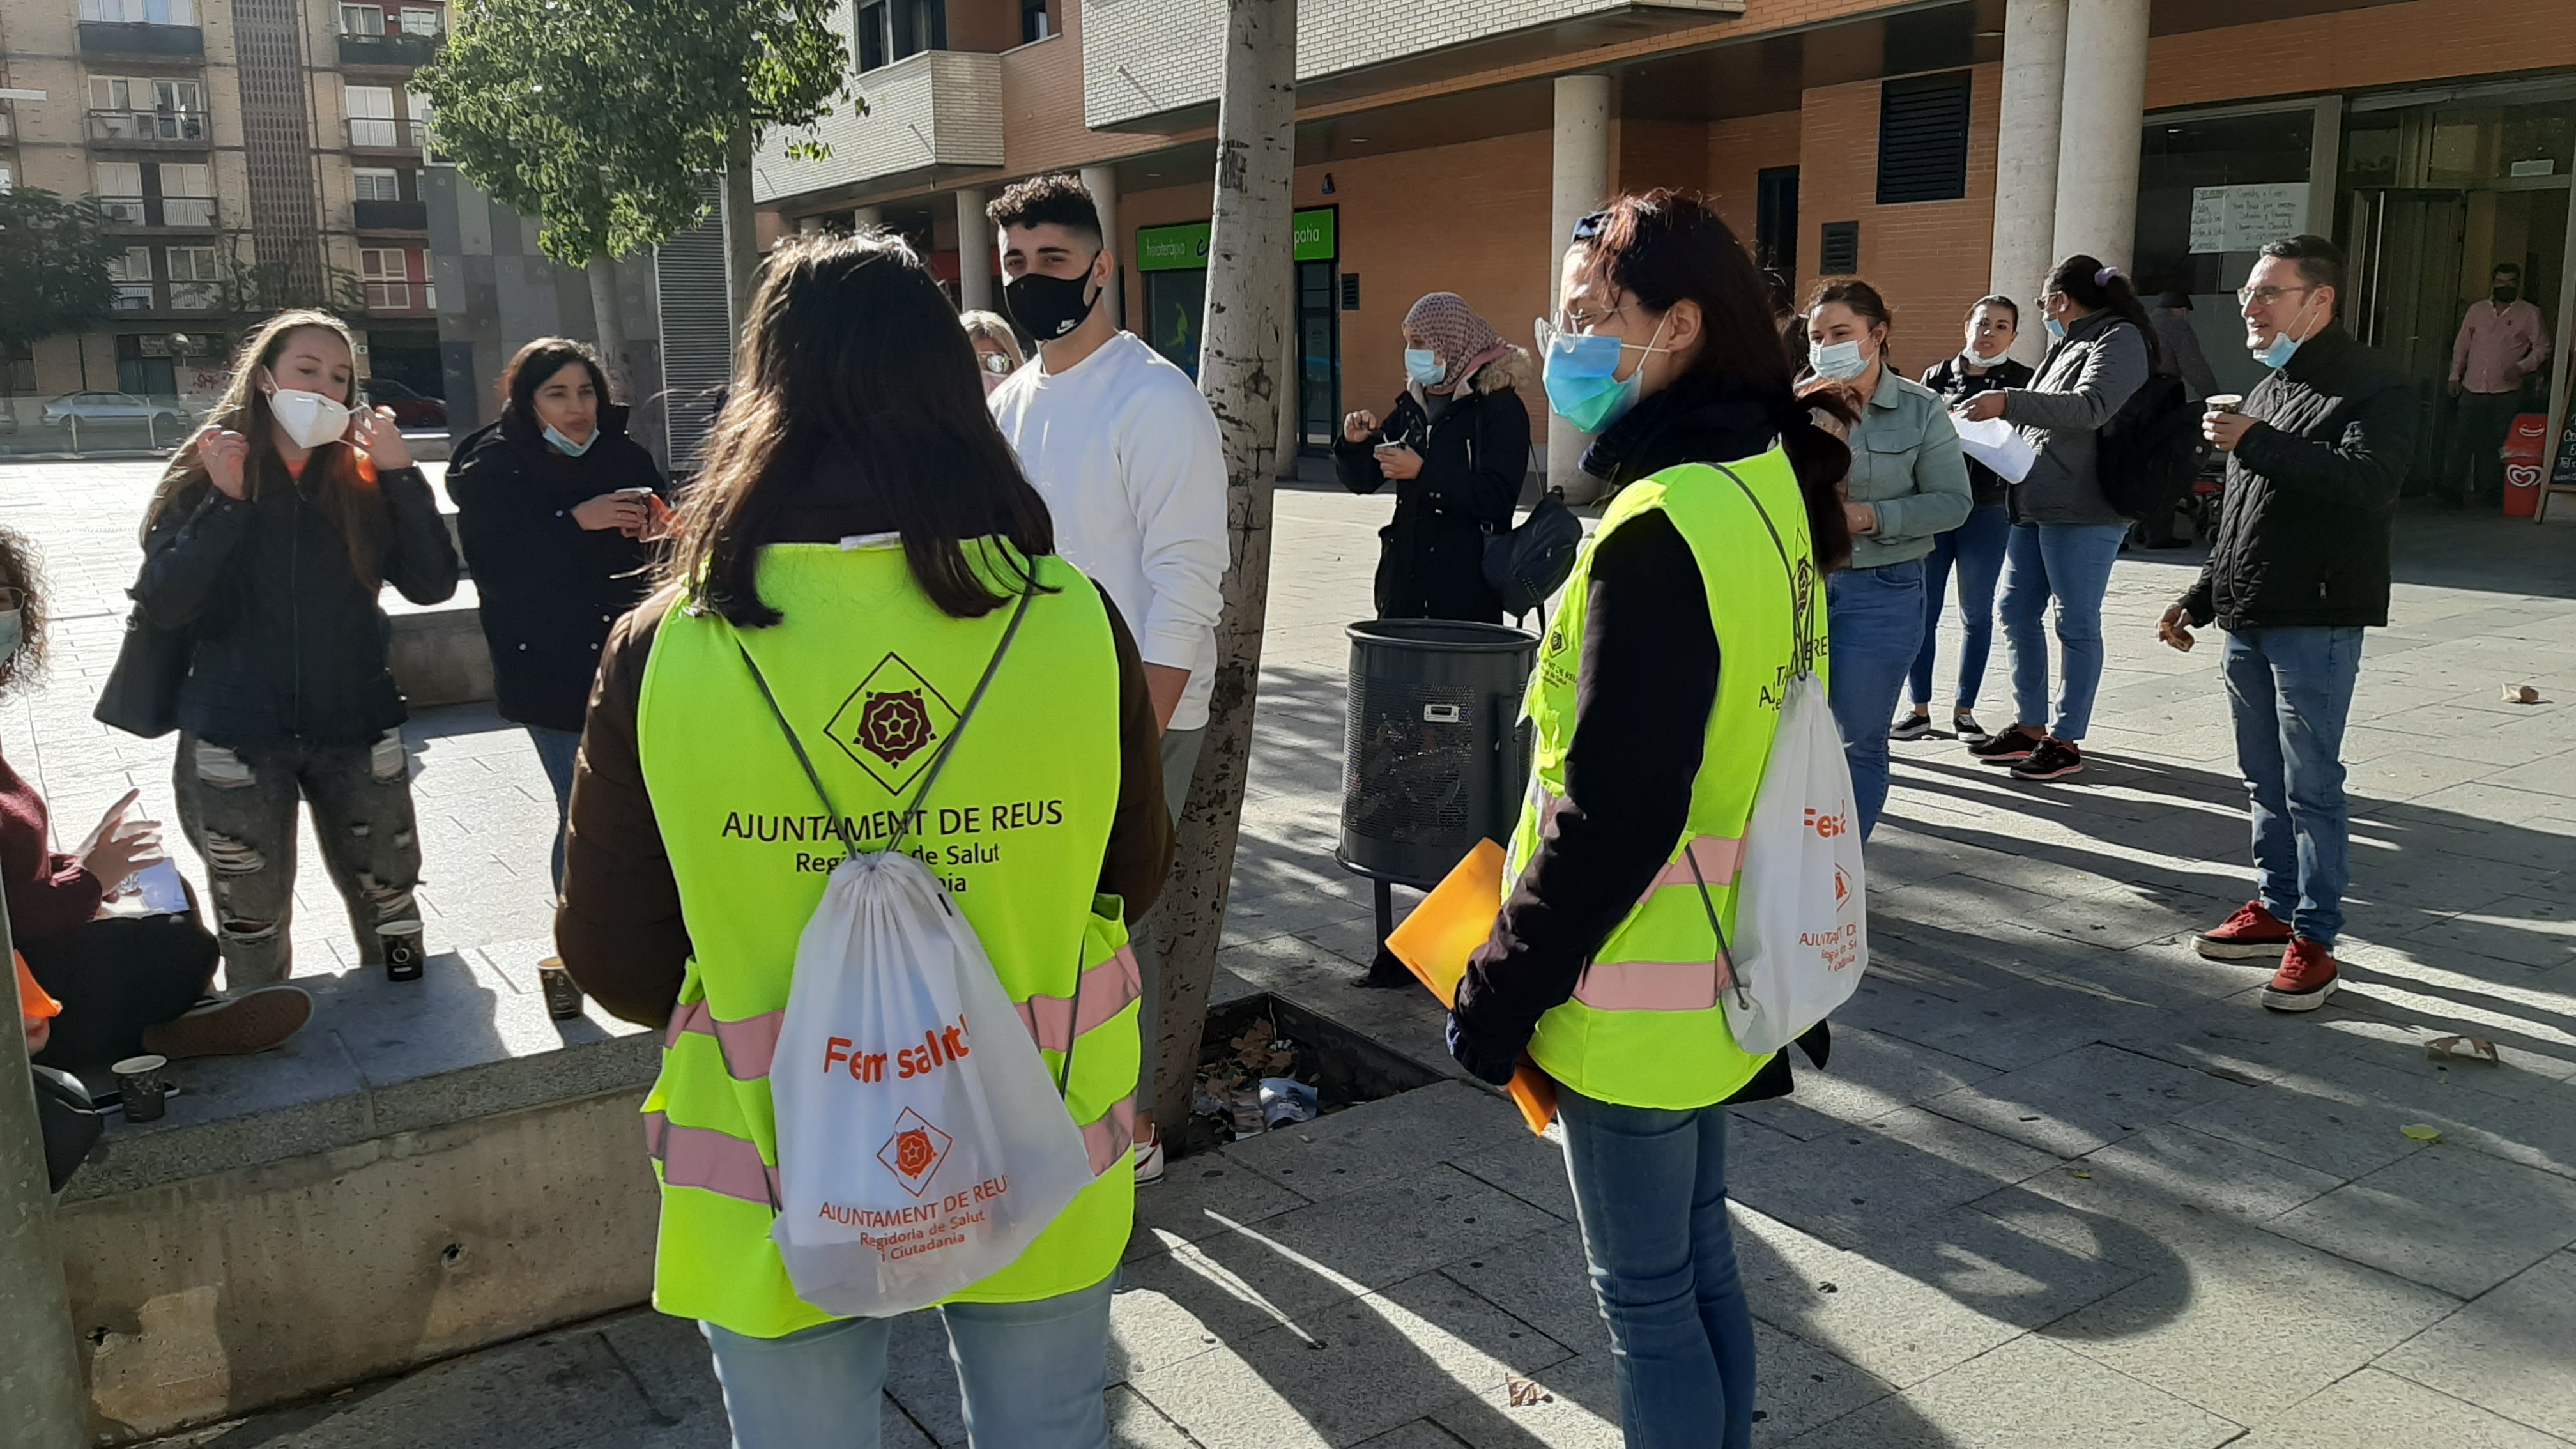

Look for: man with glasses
[2161,235,2415,1012]
[2446,261,2552,509]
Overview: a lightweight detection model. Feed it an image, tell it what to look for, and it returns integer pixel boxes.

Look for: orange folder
[1384,839,1560,1135]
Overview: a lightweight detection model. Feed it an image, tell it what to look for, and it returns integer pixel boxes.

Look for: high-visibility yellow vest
[635,541,1138,1338]
[1507,448,1826,1110]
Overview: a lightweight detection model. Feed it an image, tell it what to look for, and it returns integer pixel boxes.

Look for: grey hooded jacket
[2002,309,2150,526]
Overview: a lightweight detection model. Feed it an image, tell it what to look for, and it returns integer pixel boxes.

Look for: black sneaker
[1889,709,1935,742]
[1952,712,1994,746]
[1969,726,2042,764]
[2011,738,2084,780]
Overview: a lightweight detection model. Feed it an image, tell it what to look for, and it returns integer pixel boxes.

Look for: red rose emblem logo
[856,689,934,765]
[894,1128,935,1177]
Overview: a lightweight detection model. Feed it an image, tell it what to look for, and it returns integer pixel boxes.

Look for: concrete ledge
[385,579,496,711]
[57,949,661,1442]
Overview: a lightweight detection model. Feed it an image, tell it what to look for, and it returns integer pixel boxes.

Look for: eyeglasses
[0,586,22,611]
[2237,283,2319,308]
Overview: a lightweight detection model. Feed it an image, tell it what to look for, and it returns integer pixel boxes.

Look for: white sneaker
[1132,1127,1165,1186]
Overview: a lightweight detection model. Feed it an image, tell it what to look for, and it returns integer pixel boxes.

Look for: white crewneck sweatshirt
[990,331,1230,732]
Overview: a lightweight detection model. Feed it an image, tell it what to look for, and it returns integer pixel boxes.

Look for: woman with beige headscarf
[1335,291,1533,622]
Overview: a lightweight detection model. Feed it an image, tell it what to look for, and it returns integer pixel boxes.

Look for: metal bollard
[65,415,78,457]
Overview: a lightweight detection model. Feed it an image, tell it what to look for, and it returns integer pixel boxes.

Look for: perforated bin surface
[1337,619,1537,888]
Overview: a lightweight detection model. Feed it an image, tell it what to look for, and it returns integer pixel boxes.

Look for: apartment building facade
[0,0,447,424]
[750,0,2576,501]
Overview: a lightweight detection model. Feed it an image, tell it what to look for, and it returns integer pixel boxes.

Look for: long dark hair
[1575,191,1855,571]
[664,231,1056,625]
[500,338,612,427]
[2048,255,2166,372]
[142,310,392,588]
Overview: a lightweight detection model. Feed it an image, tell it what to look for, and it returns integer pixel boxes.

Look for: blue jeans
[1825,559,1927,840]
[1558,1088,1755,1449]
[1997,521,2129,740]
[1909,503,2011,711]
[2223,627,2363,947]
[527,725,580,893]
[701,1276,1116,1449]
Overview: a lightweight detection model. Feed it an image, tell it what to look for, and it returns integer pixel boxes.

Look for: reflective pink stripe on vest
[1016,946,1143,1054]
[1637,836,1744,905]
[645,1110,781,1208]
[665,999,785,1080]
[1570,952,1736,1012]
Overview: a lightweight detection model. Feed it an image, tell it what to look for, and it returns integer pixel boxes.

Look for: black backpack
[2096,367,2200,521]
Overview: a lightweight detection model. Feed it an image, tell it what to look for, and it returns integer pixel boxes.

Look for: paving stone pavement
[11,459,2571,1446]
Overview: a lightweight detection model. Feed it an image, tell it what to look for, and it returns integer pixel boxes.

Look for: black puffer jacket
[2177,325,2414,632]
[448,405,664,732]
[137,452,459,748]
[1333,353,1533,622]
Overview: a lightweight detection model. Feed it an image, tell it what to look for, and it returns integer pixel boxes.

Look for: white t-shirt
[990,332,1230,732]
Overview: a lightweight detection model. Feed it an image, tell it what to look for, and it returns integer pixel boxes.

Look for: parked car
[362,378,448,429]
[41,391,190,434]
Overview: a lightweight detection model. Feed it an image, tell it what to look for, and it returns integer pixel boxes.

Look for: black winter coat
[448,406,665,733]
[2177,325,2414,632]
[1333,357,1532,622]
[137,453,459,749]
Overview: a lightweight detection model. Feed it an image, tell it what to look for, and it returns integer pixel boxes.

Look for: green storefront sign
[1133,207,1337,272]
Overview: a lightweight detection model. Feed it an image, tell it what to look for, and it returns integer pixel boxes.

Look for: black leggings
[24,914,220,1071]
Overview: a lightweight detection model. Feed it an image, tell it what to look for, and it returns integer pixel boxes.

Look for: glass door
[1297,259,1338,453]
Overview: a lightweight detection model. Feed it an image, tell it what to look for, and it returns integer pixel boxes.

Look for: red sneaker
[2262,939,2340,1012]
[2196,901,2294,962]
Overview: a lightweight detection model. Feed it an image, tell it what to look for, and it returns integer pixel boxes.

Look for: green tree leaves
[0,188,121,353]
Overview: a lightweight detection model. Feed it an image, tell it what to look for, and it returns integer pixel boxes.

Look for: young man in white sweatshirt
[986,173,1228,1183]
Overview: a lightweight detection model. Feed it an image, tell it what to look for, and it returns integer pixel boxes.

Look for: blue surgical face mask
[2250,295,2319,371]
[0,610,20,668]
[1537,312,1668,433]
[544,423,595,457]
[1809,338,1869,382]
[2044,316,2067,341]
[1404,349,1445,388]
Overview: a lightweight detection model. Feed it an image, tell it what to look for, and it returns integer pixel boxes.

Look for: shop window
[1876,72,1971,205]
[114,335,178,396]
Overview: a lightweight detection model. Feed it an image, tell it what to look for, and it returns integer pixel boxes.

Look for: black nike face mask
[1003,257,1101,342]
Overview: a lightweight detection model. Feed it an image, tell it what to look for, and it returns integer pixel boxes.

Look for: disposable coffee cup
[2206,394,2244,414]
[537,958,585,1021]
[112,1054,169,1123]
[381,920,426,983]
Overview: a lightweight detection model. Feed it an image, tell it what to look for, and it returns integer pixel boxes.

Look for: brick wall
[1620,119,1712,195]
[1705,109,1804,247]
[2147,0,2576,110]
[1793,63,2002,378]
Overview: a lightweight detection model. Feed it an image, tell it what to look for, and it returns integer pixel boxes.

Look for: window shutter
[1876,72,1971,205]
[655,180,734,472]
[1820,222,1860,277]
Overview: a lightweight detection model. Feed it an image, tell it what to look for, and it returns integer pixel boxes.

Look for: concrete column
[1080,165,1124,327]
[1548,73,1612,502]
[954,187,993,313]
[854,205,884,229]
[1990,0,2068,365]
[2050,0,2152,273]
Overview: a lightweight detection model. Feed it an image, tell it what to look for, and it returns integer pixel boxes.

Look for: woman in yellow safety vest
[1449,191,1857,1449]
[556,232,1174,1449]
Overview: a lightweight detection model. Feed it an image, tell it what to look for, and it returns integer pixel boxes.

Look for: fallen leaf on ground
[2070,1170,2093,1179]
[2400,1124,2443,1142]
[1508,1377,1554,1407]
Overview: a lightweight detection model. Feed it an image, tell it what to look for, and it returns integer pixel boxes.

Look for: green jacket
[1843,367,1974,568]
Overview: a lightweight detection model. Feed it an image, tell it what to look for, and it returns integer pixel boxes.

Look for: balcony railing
[336,31,441,67]
[77,20,203,55]
[95,195,216,227]
[364,280,434,310]
[346,118,422,150]
[111,283,155,311]
[88,109,211,144]
[353,197,428,230]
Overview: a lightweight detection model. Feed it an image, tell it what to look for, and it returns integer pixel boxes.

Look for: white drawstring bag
[737,595,1099,1318]
[1693,463,1870,1055]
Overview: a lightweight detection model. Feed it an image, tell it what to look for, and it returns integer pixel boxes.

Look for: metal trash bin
[1336,619,1538,894]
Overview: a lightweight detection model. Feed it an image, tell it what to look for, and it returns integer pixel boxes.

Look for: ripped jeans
[171,730,426,988]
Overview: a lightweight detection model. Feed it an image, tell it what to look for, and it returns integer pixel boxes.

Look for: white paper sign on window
[2189,183,2312,254]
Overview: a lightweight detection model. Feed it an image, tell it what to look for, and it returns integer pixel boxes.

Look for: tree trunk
[1147,0,1296,1135]
[586,252,630,397]
[720,125,760,338]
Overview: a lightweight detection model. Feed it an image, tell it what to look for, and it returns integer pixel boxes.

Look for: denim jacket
[1843,366,1974,569]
